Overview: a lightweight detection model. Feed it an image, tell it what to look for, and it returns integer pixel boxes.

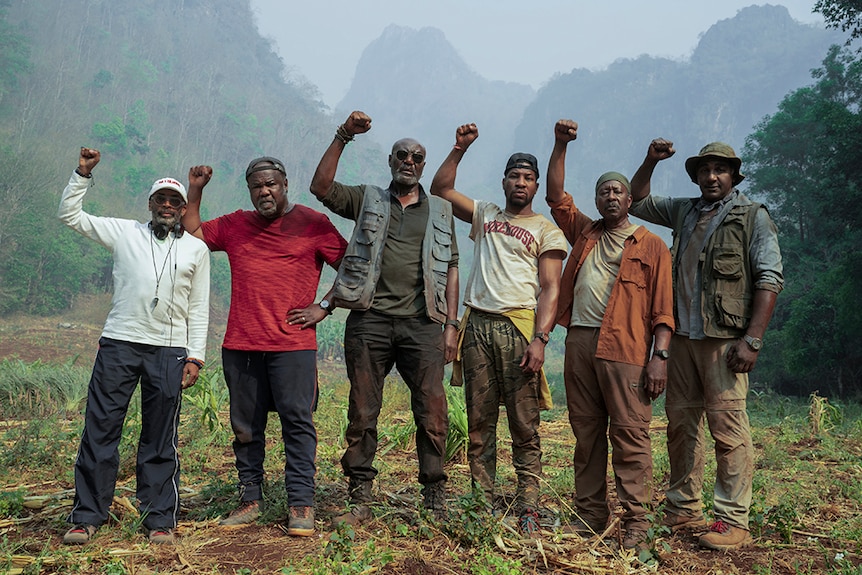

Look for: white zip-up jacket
[58,172,210,360]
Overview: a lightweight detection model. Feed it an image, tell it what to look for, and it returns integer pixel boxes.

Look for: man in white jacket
[58,147,210,545]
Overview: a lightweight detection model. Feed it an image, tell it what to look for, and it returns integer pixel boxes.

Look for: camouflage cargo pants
[462,309,542,512]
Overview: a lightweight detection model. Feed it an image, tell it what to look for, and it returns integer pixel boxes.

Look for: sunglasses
[151,193,185,208]
[395,150,425,164]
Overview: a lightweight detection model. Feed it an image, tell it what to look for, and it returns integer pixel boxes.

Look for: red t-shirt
[202,205,347,351]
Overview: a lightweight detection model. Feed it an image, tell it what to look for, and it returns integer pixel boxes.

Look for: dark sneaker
[518,508,541,537]
[148,528,175,545]
[622,528,648,551]
[219,500,261,526]
[662,511,708,532]
[422,481,447,521]
[698,520,752,550]
[287,506,315,537]
[63,524,96,545]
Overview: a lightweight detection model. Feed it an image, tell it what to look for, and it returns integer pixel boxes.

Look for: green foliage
[637,509,672,565]
[744,46,862,398]
[469,550,523,575]
[0,489,25,518]
[0,358,89,419]
[816,0,862,46]
[445,384,468,462]
[0,417,75,481]
[443,491,498,548]
[0,1,30,107]
[182,367,230,443]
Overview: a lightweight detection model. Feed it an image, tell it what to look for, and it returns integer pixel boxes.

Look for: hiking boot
[332,478,373,528]
[63,524,96,545]
[332,504,372,528]
[518,507,541,537]
[148,528,175,545]
[422,481,447,521]
[662,511,708,532]
[219,500,261,526]
[287,506,315,536]
[698,520,752,550]
[623,528,648,551]
[562,516,606,538]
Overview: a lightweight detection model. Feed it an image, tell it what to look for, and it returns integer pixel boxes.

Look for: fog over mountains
[336,5,839,213]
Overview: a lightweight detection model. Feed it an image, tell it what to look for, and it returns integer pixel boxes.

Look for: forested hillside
[0,0,386,315]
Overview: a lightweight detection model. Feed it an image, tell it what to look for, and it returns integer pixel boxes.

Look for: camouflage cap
[684,142,745,185]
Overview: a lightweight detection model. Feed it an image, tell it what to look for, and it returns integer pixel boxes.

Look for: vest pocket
[714,292,752,329]
[712,248,744,279]
[334,256,371,302]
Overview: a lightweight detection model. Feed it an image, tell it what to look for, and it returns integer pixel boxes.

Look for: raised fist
[554,120,578,143]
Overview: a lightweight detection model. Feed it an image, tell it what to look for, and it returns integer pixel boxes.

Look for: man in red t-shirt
[183,157,347,537]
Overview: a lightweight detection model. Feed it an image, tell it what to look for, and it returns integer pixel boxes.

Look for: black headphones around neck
[150,221,184,240]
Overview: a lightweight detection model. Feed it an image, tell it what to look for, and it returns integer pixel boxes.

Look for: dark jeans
[223,349,318,507]
[69,338,185,530]
[340,310,448,486]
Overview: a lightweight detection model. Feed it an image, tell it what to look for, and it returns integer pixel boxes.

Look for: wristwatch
[654,349,670,360]
[534,332,550,345]
[743,334,763,351]
[318,300,333,315]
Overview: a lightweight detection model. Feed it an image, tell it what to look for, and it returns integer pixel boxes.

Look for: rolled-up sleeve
[750,207,784,293]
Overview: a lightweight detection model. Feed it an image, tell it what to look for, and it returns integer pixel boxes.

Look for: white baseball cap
[148,177,188,203]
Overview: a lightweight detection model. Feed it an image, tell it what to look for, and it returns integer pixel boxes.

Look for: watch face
[656,349,670,360]
[745,335,763,350]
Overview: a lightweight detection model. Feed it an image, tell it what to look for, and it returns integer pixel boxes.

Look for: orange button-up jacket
[548,192,675,367]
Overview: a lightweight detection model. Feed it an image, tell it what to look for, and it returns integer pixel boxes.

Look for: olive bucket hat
[684,142,745,185]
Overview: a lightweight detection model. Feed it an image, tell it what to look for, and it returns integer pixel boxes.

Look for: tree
[815,0,862,46]
[744,46,862,398]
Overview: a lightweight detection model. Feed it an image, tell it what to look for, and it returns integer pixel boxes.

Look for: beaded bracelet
[185,358,204,369]
[335,124,354,144]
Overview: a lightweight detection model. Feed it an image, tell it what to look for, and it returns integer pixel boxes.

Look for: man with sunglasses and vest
[59,147,210,546]
[629,139,783,550]
[182,157,347,537]
[430,123,566,536]
[309,111,460,525]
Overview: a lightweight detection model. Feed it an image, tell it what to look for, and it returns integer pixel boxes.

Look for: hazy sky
[250,1,823,109]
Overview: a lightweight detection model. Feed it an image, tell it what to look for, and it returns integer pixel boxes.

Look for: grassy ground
[0,308,861,574]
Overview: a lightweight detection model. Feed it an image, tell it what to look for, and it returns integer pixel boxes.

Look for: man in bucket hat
[59,147,210,545]
[629,139,783,550]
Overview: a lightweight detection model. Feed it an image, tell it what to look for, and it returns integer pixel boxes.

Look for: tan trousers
[565,327,653,531]
[665,334,753,530]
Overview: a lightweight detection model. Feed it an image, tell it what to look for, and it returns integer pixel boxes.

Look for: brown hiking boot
[698,520,752,550]
[219,500,261,526]
[623,528,648,551]
[332,478,373,528]
[561,516,606,538]
[662,511,708,532]
[332,504,372,527]
[287,506,315,537]
[422,481,447,521]
[63,524,97,545]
